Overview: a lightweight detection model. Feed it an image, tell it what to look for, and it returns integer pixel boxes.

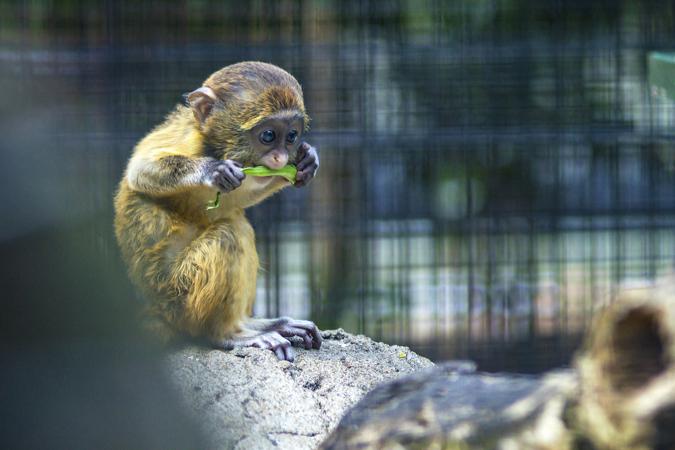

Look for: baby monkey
[114,61,321,361]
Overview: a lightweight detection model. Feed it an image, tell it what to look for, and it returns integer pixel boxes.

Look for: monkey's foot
[274,317,323,350]
[223,331,295,362]
[224,317,322,361]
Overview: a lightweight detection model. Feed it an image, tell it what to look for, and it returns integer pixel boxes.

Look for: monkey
[114,61,321,361]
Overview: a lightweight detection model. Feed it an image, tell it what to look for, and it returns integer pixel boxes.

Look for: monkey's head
[186,61,310,169]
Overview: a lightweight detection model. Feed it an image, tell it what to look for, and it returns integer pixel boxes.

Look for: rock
[320,363,577,450]
[165,329,433,450]
[320,277,675,450]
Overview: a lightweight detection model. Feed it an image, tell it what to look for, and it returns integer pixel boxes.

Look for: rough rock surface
[320,363,577,450]
[165,329,433,450]
[320,278,675,450]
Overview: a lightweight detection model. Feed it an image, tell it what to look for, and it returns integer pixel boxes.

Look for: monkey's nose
[264,150,288,170]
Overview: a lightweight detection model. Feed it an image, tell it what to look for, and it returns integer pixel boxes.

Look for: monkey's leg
[241,317,322,350]
[169,220,300,361]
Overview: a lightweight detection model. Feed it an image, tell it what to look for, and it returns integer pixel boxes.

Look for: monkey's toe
[255,331,295,361]
[277,318,322,350]
[278,325,313,349]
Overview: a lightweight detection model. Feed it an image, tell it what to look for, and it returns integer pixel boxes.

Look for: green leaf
[205,165,297,210]
[242,164,297,184]
[205,191,221,210]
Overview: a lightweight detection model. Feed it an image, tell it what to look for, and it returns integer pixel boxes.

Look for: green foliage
[206,165,297,210]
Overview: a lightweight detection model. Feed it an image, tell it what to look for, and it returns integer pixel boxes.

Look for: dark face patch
[244,113,304,166]
[198,63,310,164]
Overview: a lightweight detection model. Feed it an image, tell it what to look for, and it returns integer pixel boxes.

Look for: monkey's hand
[294,142,319,187]
[203,159,246,193]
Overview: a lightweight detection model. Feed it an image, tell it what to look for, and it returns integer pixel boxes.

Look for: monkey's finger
[296,165,318,186]
[296,168,311,182]
[217,181,234,193]
[223,170,242,188]
[296,148,318,172]
[297,141,311,158]
[215,174,234,192]
[296,157,311,172]
[230,166,246,181]
[223,161,246,181]
[217,164,240,182]
[211,169,229,185]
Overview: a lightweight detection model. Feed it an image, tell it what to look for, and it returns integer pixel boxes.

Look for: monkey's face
[187,62,310,167]
[244,111,304,169]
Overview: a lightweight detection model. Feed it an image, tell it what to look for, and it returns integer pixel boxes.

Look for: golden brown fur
[114,62,311,345]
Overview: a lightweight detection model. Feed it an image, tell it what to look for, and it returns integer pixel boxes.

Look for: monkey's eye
[259,130,276,144]
[286,130,298,144]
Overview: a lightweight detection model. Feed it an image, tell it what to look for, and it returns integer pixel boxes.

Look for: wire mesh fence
[1,0,673,372]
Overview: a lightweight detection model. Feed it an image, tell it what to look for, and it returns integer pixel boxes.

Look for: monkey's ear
[186,86,217,123]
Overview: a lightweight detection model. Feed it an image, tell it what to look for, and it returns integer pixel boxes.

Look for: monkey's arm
[125,150,244,196]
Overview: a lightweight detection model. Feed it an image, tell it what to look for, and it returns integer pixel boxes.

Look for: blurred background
[2,0,675,379]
